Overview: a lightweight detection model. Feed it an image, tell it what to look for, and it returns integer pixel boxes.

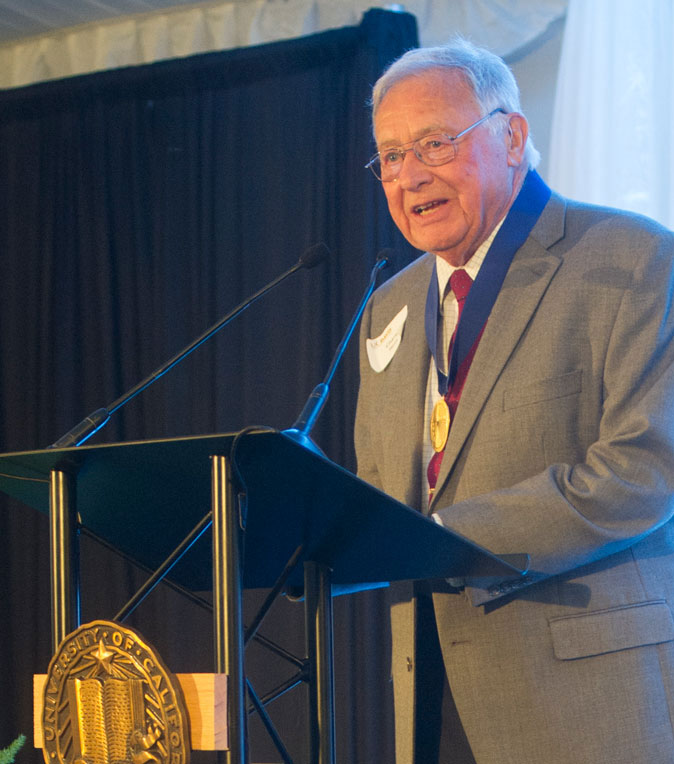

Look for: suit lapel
[378,255,434,508]
[430,194,567,509]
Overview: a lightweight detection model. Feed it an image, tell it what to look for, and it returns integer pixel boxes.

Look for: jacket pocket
[549,600,674,660]
[503,369,582,411]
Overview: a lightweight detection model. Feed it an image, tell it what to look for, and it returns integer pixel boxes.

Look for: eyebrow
[376,125,453,150]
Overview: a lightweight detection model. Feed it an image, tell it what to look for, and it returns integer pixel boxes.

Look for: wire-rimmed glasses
[365,108,506,182]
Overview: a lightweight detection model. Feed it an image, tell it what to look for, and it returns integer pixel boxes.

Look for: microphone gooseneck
[283,250,393,454]
[49,243,331,449]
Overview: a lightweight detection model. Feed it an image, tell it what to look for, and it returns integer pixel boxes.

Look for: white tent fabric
[0,0,567,89]
[549,0,674,228]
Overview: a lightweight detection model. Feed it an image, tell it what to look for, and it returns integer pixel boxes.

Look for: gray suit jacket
[355,190,674,763]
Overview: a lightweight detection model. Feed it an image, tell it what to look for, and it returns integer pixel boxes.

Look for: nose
[396,149,432,190]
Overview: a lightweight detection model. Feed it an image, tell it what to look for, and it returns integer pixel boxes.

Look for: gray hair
[372,38,540,169]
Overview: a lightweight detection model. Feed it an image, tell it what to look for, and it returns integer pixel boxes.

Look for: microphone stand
[49,243,329,448]
[283,252,391,455]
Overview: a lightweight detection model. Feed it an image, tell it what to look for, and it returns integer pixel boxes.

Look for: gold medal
[430,398,450,452]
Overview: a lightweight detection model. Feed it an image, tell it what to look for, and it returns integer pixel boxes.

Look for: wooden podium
[0,430,528,764]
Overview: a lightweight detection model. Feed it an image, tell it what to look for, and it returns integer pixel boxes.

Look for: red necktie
[427,269,483,499]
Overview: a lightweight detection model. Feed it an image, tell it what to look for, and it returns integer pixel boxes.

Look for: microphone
[49,243,330,449]
[283,249,392,454]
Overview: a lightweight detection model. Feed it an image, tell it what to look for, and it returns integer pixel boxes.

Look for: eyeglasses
[365,108,506,182]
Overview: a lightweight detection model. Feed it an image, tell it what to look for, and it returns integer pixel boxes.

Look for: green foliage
[0,735,26,764]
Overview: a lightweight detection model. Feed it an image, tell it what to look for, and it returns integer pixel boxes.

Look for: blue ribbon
[425,170,551,395]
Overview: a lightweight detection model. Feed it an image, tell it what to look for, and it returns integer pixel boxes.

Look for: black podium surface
[0,430,527,591]
[1,429,530,764]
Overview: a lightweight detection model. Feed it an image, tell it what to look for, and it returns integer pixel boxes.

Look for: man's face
[373,68,526,266]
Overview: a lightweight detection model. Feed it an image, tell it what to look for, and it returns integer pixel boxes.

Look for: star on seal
[91,639,115,674]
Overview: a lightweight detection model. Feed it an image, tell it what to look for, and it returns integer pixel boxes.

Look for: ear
[505,113,528,166]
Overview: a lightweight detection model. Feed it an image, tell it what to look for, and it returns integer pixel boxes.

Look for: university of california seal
[42,620,190,764]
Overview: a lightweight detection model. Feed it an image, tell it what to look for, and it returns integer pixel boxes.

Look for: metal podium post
[49,468,80,653]
[212,455,246,764]
[305,561,336,764]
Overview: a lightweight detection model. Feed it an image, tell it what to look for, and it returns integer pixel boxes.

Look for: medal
[430,398,450,452]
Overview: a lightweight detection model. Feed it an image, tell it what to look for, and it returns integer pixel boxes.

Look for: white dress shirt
[421,222,504,509]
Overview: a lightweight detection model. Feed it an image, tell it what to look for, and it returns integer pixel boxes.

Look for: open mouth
[413,199,447,216]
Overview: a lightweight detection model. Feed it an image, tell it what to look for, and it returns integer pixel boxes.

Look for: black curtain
[0,9,418,764]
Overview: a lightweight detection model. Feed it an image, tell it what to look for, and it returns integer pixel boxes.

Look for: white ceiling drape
[0,0,567,90]
[549,0,674,228]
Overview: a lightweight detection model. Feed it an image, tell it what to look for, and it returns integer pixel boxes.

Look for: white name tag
[366,305,408,373]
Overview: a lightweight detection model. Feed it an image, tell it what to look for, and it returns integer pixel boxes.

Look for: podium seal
[41,620,190,764]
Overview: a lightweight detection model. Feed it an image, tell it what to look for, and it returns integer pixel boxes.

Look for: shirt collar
[435,217,506,300]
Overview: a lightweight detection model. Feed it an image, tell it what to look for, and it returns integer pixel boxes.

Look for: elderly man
[355,39,674,764]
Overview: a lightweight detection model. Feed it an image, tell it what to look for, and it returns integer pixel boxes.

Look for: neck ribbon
[424,169,552,396]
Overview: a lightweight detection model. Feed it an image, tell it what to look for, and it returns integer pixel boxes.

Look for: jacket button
[406,657,413,672]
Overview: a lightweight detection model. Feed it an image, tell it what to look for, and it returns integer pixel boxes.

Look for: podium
[0,430,528,764]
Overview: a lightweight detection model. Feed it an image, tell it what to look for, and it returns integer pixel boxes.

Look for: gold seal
[42,620,190,764]
[430,398,450,452]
